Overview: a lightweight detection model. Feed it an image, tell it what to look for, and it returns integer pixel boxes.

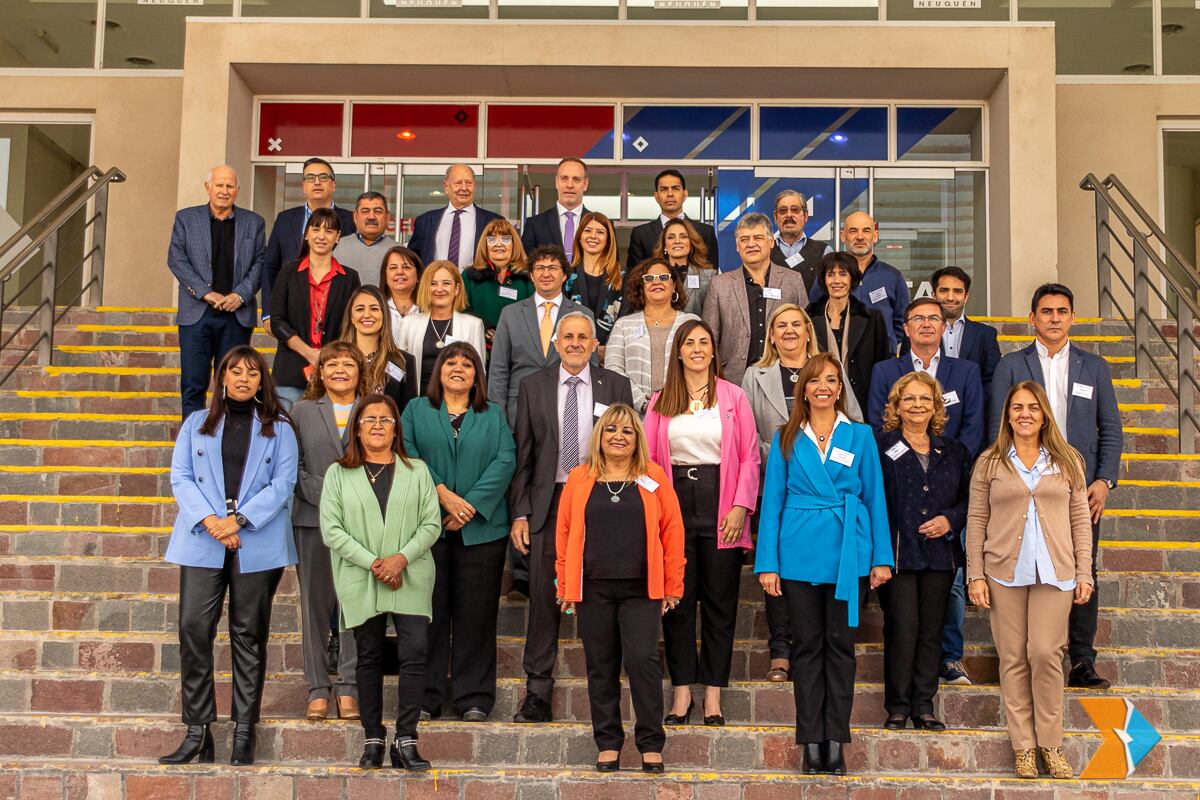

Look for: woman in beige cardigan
[966,380,1093,781]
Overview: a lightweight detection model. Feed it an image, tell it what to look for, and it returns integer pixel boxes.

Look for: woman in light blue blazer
[159,345,298,768]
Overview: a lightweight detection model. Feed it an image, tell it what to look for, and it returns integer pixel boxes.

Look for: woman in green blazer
[400,341,517,721]
[321,393,442,771]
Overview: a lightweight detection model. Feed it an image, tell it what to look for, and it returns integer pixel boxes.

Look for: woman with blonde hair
[394,260,486,394]
[655,217,716,316]
[463,218,533,352]
[338,285,417,412]
[556,403,685,772]
[875,371,971,732]
[566,211,624,349]
[967,380,1092,780]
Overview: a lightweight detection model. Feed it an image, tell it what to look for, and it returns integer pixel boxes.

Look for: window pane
[1162,131,1200,279]
[257,102,345,158]
[486,104,615,159]
[370,0,489,18]
[242,0,360,17]
[714,169,838,271]
[887,0,1008,21]
[1163,2,1200,75]
[1,1,96,68]
[756,0,878,20]
[1018,0,1152,75]
[897,107,982,162]
[103,0,232,70]
[497,0,618,19]
[626,166,709,222]
[623,106,751,161]
[627,0,748,20]
[351,103,479,159]
[760,106,887,161]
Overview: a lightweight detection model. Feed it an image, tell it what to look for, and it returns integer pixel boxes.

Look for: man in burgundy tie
[407,164,501,269]
[520,158,590,260]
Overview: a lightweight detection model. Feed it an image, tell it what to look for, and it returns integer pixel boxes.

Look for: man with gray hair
[506,310,633,723]
[408,163,501,269]
[770,189,831,297]
[702,212,807,384]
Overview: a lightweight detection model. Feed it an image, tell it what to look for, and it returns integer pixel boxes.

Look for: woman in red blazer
[556,403,685,774]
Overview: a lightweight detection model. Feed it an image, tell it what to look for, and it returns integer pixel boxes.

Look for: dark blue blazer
[167,204,265,329]
[988,342,1122,486]
[520,205,590,255]
[866,352,985,458]
[903,315,1001,406]
[875,429,969,572]
[408,204,502,268]
[260,205,357,319]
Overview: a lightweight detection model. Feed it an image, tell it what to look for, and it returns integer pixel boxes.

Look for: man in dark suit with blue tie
[260,158,356,331]
[167,165,266,420]
[407,164,501,270]
[520,158,589,261]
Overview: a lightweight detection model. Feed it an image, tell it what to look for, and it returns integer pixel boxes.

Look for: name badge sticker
[385,362,406,383]
[1072,383,1094,400]
[443,334,463,346]
[830,447,855,467]
[686,274,701,289]
[885,441,910,461]
[636,474,660,493]
[763,287,783,300]
[869,287,888,304]
[593,402,609,417]
[942,390,960,406]
[785,252,804,267]
[694,406,720,420]
[498,286,519,300]
[633,324,647,339]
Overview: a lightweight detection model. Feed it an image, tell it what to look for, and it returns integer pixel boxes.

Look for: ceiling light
[1162,23,1185,36]
[90,19,122,30]
[125,56,156,67]
[396,130,416,140]
[1122,63,1153,75]
[830,133,848,143]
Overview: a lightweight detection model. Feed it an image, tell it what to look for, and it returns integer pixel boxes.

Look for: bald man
[408,163,502,269]
[167,165,266,419]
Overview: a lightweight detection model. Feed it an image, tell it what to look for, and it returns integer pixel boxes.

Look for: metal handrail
[1081,172,1199,454]
[0,166,126,386]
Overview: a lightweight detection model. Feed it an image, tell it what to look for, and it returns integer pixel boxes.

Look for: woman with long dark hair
[338,284,417,413]
[655,217,716,316]
[565,211,624,351]
[160,345,297,766]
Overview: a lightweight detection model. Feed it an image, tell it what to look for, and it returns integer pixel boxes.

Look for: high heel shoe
[824,741,846,775]
[911,714,946,731]
[230,722,256,766]
[801,743,824,775]
[641,755,665,774]
[390,737,432,771]
[158,724,214,764]
[663,699,694,725]
[359,738,386,769]
[595,758,620,772]
[702,713,725,727]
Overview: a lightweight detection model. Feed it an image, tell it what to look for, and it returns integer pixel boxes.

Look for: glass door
[714,167,838,272]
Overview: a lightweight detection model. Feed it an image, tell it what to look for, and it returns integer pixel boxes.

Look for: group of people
[161,156,1123,781]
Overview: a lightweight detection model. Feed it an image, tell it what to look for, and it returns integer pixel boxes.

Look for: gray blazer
[291,396,355,528]
[740,365,790,471]
[702,266,808,386]
[988,342,1123,487]
[167,203,265,329]
[488,296,596,424]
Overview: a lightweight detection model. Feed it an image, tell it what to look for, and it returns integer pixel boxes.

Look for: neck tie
[560,376,582,475]
[563,210,576,263]
[447,209,464,267]
[540,301,555,356]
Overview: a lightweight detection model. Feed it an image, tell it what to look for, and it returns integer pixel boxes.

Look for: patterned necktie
[447,209,464,267]
[540,301,555,356]
[563,210,576,263]
[560,376,582,475]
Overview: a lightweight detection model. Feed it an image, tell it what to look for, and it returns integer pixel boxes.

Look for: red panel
[257,102,344,158]
[486,104,614,159]
[351,103,479,158]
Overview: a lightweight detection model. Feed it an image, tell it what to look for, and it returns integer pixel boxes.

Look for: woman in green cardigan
[320,393,442,771]
[400,341,517,721]
[462,217,533,355]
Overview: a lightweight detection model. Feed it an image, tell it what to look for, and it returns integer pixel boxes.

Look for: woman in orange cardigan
[556,403,685,774]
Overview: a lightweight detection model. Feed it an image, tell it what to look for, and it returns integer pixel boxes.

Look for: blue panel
[760,106,888,161]
[713,170,838,271]
[623,106,751,160]
[583,131,616,160]
[896,107,957,159]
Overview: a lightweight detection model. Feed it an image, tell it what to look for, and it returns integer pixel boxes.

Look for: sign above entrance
[486,104,615,159]
[257,102,344,158]
[351,103,479,158]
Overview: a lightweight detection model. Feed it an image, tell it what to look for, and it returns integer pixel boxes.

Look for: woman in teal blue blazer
[754,352,893,777]
[400,341,516,721]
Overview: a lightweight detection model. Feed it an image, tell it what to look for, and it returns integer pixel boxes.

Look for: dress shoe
[359,738,386,769]
[1068,660,1112,690]
[510,578,530,599]
[230,722,256,766]
[391,738,432,771]
[801,743,824,775]
[703,713,725,727]
[883,714,907,730]
[1040,746,1074,779]
[337,695,360,720]
[911,714,946,731]
[641,755,665,773]
[1014,748,1039,779]
[514,693,553,723]
[306,698,329,721]
[596,756,620,772]
[824,741,846,775]
[158,724,214,764]
[462,707,488,722]
[766,663,789,683]
[663,699,694,725]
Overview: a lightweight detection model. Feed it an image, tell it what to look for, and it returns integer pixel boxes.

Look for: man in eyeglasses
[408,164,501,270]
[332,192,397,276]
[260,158,357,334]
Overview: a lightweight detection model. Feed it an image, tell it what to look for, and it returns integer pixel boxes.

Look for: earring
[222,385,227,399]
[672,291,679,303]
[254,389,264,404]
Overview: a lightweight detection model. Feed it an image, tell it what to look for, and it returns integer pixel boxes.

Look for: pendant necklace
[431,317,452,348]
[604,479,631,503]
[783,365,800,384]
[688,385,709,414]
[364,462,388,485]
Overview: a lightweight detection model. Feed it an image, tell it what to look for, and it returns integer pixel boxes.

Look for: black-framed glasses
[641,273,673,284]
[302,173,334,184]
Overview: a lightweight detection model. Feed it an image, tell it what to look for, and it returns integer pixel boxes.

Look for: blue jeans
[940,567,965,664]
[178,307,252,421]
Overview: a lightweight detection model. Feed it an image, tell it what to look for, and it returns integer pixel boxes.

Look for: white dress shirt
[659,213,685,226]
[991,447,1076,591]
[556,365,594,483]
[942,316,966,358]
[1036,339,1071,434]
[802,411,852,462]
[434,203,477,269]
[910,348,941,379]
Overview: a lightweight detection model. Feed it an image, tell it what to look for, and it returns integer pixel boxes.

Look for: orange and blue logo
[1079,697,1161,779]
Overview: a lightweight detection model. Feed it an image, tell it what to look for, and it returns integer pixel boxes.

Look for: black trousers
[424,533,507,715]
[662,465,743,687]
[177,550,283,724]
[782,577,867,744]
[354,613,428,741]
[177,307,252,421]
[1068,518,1102,666]
[766,593,792,661]
[577,578,665,754]
[522,485,565,701]
[877,568,955,717]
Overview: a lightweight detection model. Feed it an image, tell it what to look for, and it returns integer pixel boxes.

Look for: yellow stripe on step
[1124,426,1179,435]
[75,324,265,334]
[0,412,175,422]
[0,524,170,533]
[14,390,177,399]
[1122,453,1200,460]
[1105,356,1135,363]
[0,466,168,474]
[96,306,176,313]
[0,494,172,504]
[58,345,273,355]
[1119,478,1200,488]
[1105,540,1200,550]
[0,438,173,448]
[1105,508,1200,517]
[1120,403,1166,412]
[1113,378,1142,388]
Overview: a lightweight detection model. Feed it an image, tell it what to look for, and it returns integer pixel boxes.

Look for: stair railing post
[37,230,58,368]
[88,182,111,307]
[1179,301,1197,455]
[1095,192,1113,318]
[1133,243,1151,381]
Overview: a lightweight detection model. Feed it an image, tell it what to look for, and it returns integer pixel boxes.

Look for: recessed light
[830,133,849,143]
[1162,23,1185,36]
[125,56,156,67]
[1122,63,1153,75]
[396,130,416,140]
[90,19,122,31]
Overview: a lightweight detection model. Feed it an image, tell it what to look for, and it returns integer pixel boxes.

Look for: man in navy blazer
[988,282,1122,690]
[407,164,501,270]
[167,165,266,420]
[520,158,589,261]
[930,266,1001,406]
[625,169,720,270]
[867,297,985,457]
[260,158,356,325]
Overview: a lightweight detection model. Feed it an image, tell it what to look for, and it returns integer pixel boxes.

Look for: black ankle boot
[390,737,431,771]
[824,740,846,775]
[158,724,214,764]
[359,737,386,768]
[801,742,824,775]
[230,722,256,766]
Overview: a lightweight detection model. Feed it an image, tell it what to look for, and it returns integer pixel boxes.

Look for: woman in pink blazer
[645,318,760,726]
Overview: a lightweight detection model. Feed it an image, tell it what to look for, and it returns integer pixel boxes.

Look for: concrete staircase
[0,307,1198,798]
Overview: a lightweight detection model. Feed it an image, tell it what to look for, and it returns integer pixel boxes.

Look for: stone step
[0,390,184,417]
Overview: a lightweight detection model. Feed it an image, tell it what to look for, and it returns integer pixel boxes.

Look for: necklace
[364,461,389,484]
[645,309,673,328]
[431,317,452,348]
[687,385,709,414]
[603,479,631,503]
[782,365,800,384]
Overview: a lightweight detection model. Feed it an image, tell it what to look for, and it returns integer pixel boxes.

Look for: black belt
[672,464,718,481]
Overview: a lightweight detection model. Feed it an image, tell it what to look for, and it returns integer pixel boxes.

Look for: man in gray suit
[167,165,265,419]
[988,282,1123,690]
[507,312,634,723]
[702,212,808,386]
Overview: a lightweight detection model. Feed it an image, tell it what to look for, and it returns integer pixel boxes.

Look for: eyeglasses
[486,235,513,246]
[907,314,944,325]
[302,173,335,184]
[641,273,673,284]
[359,416,396,427]
[899,395,935,405]
[532,264,561,273]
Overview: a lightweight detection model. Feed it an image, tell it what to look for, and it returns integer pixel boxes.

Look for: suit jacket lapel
[845,307,868,357]
[237,417,270,507]
[522,300,544,363]
[1066,346,1085,417]
[960,317,978,361]
[735,272,751,335]
[316,396,342,450]
[543,372,561,447]
[758,368,788,421]
[200,208,213,277]
[1023,343,1046,384]
[766,268,785,318]
[208,417,226,500]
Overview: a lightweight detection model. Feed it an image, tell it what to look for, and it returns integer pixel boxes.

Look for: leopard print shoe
[1014,748,1039,779]
[1040,746,1074,779]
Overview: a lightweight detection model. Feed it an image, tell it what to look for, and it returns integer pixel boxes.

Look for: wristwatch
[1104,479,1115,490]
[235,513,248,528]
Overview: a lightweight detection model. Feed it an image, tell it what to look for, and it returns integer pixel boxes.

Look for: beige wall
[0,74,183,307]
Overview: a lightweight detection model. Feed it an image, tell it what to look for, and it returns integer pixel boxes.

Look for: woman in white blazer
[394,260,487,396]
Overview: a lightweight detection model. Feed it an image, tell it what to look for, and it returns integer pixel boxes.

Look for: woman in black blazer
[271,207,362,407]
[874,371,971,732]
[807,252,890,415]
